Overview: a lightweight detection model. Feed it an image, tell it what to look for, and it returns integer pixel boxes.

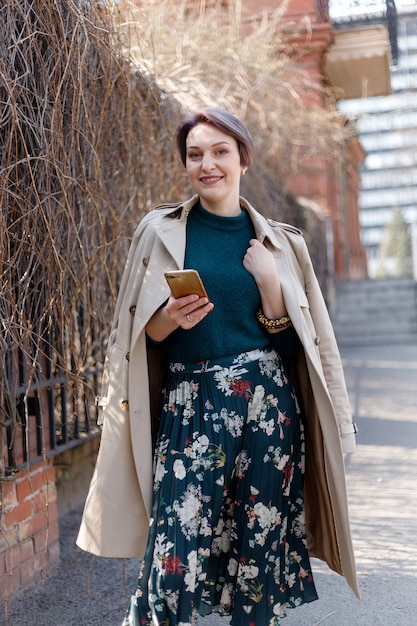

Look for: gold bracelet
[256,308,292,331]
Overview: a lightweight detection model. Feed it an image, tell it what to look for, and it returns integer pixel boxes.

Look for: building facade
[242,0,369,279]
[334,1,417,276]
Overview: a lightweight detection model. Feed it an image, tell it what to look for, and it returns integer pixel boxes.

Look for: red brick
[33,529,47,555]
[16,477,34,502]
[4,500,32,528]
[18,510,48,542]
[32,486,57,514]
[0,481,17,510]
[46,464,56,484]
[0,527,18,554]
[30,460,56,485]
[19,552,46,587]
[19,539,34,564]
[46,500,58,525]
[16,468,48,500]
[5,543,20,572]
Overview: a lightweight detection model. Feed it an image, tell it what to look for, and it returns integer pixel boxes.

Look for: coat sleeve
[297,236,357,454]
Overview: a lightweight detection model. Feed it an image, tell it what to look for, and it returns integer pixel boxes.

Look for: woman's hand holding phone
[164,270,213,329]
[146,271,213,342]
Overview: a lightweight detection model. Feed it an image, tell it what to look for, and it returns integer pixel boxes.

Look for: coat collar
[238,197,283,251]
[156,194,283,260]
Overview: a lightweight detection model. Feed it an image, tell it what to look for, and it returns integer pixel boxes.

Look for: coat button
[315,336,320,345]
[125,352,130,361]
[121,400,129,410]
[129,305,136,315]
[142,257,150,267]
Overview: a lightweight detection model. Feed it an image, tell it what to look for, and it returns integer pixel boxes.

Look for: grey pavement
[2,342,417,626]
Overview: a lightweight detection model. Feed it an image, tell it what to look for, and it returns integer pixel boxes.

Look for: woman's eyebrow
[187,141,232,149]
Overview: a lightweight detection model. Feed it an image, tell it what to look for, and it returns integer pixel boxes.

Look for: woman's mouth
[200,176,223,185]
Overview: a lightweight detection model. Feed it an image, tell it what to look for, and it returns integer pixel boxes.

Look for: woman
[77,108,359,625]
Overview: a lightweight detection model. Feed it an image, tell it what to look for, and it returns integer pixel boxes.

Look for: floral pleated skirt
[123,347,318,626]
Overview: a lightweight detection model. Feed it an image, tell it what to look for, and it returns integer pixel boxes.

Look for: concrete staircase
[331,277,417,347]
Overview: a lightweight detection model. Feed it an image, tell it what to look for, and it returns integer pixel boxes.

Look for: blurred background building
[329,0,417,277]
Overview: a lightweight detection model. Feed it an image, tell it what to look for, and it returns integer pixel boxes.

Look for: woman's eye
[216,149,228,156]
[188,152,201,160]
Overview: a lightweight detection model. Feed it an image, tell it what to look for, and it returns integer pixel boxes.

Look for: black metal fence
[1,326,102,479]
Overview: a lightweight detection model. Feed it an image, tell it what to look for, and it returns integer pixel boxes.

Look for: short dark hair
[175,108,253,169]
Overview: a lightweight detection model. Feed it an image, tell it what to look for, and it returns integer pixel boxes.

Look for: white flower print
[205,408,244,438]
[219,582,234,609]
[192,434,209,456]
[235,450,251,478]
[178,490,201,525]
[184,550,198,593]
[250,502,281,547]
[227,558,238,577]
[173,459,186,480]
[234,348,267,366]
[247,385,265,422]
[154,461,167,489]
[169,363,186,372]
[273,602,287,617]
[166,380,199,425]
[165,590,180,612]
[211,519,224,555]
[224,410,244,437]
[239,563,259,580]
[276,454,290,471]
[153,437,169,489]
[213,365,249,396]
[130,347,317,625]
[171,483,209,539]
[258,351,277,377]
[211,527,231,555]
[152,533,174,574]
[199,516,212,537]
[183,547,209,594]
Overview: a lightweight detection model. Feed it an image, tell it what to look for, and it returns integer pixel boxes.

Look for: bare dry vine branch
[1,0,351,470]
[0,0,186,471]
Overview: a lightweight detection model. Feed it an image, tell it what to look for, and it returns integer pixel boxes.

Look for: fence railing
[1,329,102,479]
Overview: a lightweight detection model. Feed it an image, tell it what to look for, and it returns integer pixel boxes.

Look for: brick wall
[0,459,60,603]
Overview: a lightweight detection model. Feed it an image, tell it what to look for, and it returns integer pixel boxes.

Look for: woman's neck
[199,198,242,217]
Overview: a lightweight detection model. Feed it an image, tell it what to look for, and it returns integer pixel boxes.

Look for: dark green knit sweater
[161,202,269,362]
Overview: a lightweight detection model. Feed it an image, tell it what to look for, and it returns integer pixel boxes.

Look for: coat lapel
[130,197,199,345]
[242,198,309,347]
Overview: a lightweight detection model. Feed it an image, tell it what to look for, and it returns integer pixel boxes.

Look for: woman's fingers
[166,295,214,329]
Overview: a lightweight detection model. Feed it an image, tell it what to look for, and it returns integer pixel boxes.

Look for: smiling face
[185,123,243,216]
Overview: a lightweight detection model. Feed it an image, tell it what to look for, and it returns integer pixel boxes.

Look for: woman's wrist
[146,305,178,342]
[256,307,292,332]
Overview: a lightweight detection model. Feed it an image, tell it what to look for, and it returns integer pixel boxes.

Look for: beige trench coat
[77,195,360,599]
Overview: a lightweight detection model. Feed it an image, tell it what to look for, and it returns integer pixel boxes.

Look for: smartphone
[164,269,210,301]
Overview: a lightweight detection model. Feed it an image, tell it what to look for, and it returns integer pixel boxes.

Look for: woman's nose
[201,154,214,171]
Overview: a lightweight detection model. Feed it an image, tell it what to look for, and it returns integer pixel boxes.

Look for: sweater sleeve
[264,324,302,360]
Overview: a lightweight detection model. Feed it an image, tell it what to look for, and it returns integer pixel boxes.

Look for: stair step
[332,278,417,347]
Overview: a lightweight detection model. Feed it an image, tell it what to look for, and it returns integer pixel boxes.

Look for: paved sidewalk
[2,343,417,626]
